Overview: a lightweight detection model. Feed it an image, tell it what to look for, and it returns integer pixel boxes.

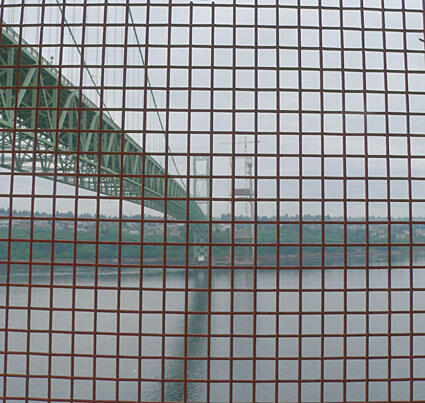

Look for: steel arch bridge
[0,24,205,223]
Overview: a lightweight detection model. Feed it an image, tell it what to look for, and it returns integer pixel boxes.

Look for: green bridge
[0,24,205,223]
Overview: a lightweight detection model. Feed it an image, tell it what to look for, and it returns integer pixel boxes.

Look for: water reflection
[1,259,425,401]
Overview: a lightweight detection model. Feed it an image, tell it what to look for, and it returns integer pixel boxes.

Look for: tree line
[0,209,424,262]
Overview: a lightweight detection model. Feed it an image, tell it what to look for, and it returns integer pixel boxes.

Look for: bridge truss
[0,24,205,223]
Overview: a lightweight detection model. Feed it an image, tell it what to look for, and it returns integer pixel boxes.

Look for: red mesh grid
[1,0,425,402]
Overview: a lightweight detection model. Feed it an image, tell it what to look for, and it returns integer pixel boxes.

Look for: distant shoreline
[1,248,422,269]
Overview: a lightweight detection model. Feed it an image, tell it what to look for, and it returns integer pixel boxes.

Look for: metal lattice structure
[0,24,204,222]
[1,1,425,402]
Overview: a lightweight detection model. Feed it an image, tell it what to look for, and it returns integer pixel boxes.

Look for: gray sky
[1,0,424,218]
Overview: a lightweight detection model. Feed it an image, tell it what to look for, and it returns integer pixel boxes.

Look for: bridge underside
[0,25,205,222]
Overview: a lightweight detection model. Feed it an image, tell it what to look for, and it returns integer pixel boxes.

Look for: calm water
[1,258,425,402]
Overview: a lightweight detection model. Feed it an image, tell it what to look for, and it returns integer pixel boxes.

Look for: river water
[1,259,424,402]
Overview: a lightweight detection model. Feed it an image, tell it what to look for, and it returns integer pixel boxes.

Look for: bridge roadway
[0,24,205,222]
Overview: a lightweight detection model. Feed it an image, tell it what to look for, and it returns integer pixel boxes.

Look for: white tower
[233,136,257,265]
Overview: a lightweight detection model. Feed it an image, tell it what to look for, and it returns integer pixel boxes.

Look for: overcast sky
[1,0,424,218]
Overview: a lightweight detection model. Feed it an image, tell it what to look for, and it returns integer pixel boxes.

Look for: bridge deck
[0,24,205,221]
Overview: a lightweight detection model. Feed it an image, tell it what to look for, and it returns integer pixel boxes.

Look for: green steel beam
[0,24,205,222]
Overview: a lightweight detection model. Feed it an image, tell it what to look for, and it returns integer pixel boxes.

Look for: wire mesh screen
[1,0,425,402]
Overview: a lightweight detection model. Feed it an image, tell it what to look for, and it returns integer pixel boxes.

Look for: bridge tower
[192,156,210,264]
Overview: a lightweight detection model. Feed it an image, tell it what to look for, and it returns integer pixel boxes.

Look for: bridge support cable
[127,6,186,190]
[0,24,205,221]
[52,1,186,190]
